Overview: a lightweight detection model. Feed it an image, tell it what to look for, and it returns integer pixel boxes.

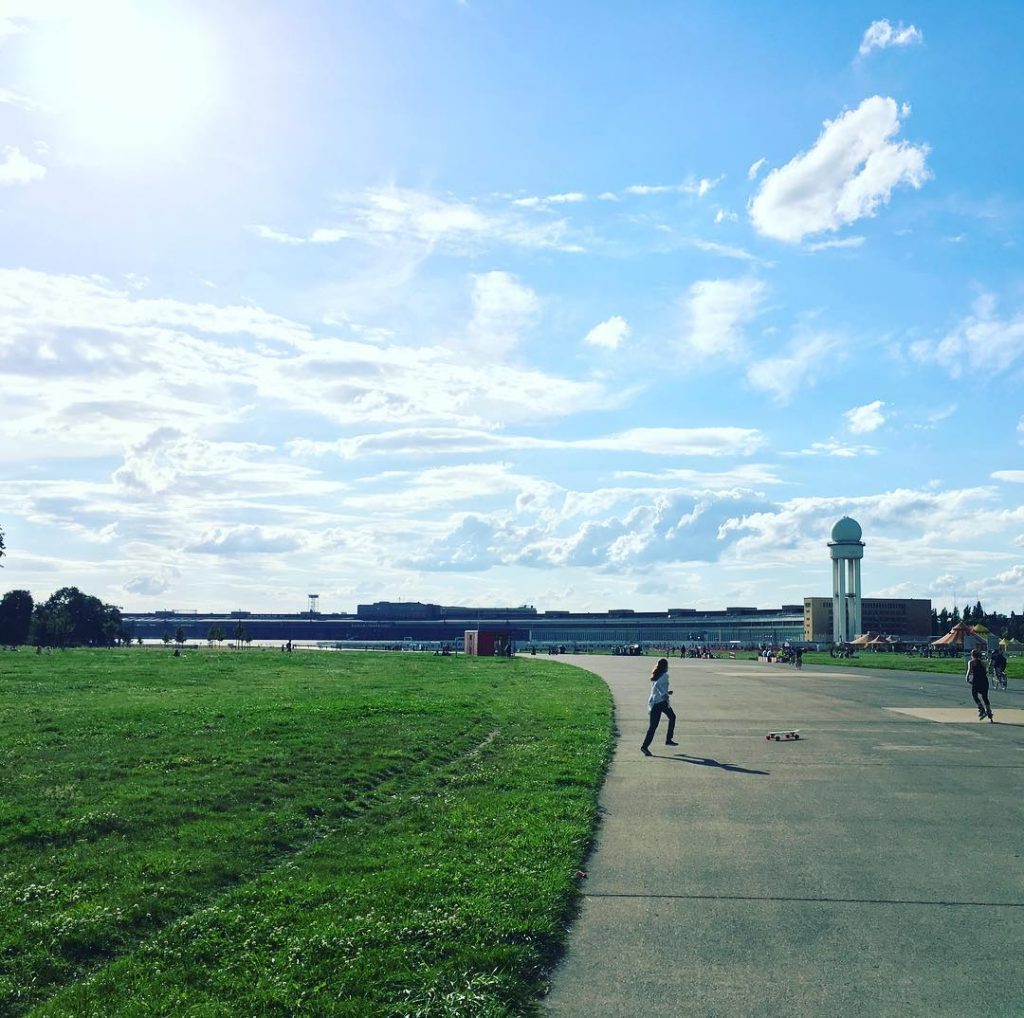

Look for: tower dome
[830,516,862,543]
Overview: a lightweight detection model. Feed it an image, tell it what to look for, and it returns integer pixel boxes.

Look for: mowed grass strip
[803,650,1023,678]
[0,649,613,1016]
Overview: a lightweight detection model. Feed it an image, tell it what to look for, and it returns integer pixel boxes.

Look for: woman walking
[966,647,993,722]
[641,657,678,756]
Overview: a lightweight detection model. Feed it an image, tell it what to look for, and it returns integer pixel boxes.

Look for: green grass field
[802,650,1022,678]
[0,649,613,1017]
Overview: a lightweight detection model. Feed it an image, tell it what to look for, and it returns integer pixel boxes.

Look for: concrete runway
[544,656,1024,1017]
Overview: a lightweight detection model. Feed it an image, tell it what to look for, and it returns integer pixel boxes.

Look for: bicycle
[992,665,1008,691]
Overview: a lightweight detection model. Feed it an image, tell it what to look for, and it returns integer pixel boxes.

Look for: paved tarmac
[544,656,1024,1017]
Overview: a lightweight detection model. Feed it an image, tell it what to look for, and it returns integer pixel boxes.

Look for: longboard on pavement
[766,729,800,741]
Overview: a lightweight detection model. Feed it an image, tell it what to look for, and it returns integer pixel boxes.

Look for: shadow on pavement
[665,753,770,775]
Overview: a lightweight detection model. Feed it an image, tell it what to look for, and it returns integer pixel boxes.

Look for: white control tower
[829,517,864,644]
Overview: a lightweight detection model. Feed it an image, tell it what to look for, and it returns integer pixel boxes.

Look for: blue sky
[2,1,1023,615]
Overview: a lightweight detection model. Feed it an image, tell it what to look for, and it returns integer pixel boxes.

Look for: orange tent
[931,622,986,650]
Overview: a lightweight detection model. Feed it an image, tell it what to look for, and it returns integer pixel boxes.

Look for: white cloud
[0,17,26,42]
[124,567,181,597]
[583,315,631,350]
[625,178,714,197]
[845,399,887,434]
[749,96,930,243]
[186,525,304,556]
[0,87,42,111]
[340,186,582,253]
[248,187,584,253]
[692,238,761,263]
[0,268,619,461]
[992,471,1024,483]
[910,293,1024,379]
[714,208,739,224]
[598,192,619,201]
[682,278,766,359]
[612,464,783,488]
[806,236,866,252]
[782,440,878,458]
[467,271,540,359]
[745,332,839,404]
[747,157,766,181]
[247,224,306,245]
[0,146,45,185]
[858,19,923,57]
[512,192,586,207]
[290,425,766,461]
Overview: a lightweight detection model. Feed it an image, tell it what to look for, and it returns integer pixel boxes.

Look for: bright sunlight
[31,1,219,156]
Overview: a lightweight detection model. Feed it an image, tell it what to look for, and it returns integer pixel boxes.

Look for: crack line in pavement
[583,891,1024,907]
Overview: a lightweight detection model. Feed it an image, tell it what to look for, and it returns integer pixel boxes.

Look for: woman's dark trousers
[642,702,676,750]
[972,686,992,716]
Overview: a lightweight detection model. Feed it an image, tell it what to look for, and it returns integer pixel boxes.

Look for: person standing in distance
[966,647,993,722]
[641,657,678,755]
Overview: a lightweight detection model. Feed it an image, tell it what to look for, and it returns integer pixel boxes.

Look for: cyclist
[990,646,1008,691]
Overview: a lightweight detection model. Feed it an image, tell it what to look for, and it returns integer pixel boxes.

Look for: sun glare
[35,1,219,156]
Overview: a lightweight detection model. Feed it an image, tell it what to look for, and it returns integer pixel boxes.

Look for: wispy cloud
[512,191,587,208]
[782,439,878,458]
[745,332,840,404]
[749,96,930,243]
[909,293,1024,378]
[747,157,766,181]
[0,146,45,185]
[0,268,619,461]
[626,176,719,197]
[681,278,766,359]
[0,87,42,111]
[806,236,866,252]
[289,425,766,461]
[248,187,585,253]
[691,238,762,263]
[466,271,540,359]
[858,19,923,58]
[247,224,306,245]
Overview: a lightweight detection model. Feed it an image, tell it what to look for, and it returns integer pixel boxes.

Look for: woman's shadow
[667,752,769,775]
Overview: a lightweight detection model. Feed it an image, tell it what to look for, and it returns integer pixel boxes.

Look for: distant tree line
[931,601,1024,642]
[0,587,128,648]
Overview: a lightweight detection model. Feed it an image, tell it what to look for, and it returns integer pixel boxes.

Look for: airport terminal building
[121,596,931,650]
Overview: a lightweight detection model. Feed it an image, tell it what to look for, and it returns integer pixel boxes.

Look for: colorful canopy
[931,622,987,648]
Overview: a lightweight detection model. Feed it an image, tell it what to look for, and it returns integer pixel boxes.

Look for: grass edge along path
[2,651,613,1017]
[801,650,1023,679]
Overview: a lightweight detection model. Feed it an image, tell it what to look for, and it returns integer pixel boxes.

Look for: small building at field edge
[463,630,512,656]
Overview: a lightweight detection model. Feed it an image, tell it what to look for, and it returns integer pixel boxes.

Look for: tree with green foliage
[0,523,5,564]
[0,589,33,645]
[962,603,973,623]
[174,626,186,648]
[31,587,122,648]
[207,624,225,646]
[233,622,248,649]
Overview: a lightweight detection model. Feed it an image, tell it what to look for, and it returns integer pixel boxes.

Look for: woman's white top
[648,671,670,710]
